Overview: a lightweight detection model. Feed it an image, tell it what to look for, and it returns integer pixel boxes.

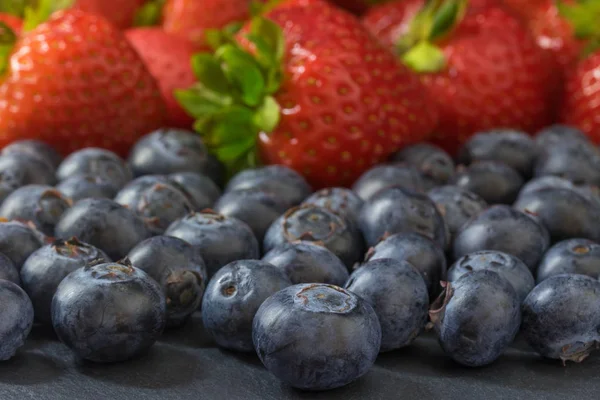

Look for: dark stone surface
[1,312,598,400]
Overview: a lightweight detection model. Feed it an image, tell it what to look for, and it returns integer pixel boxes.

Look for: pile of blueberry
[0,125,600,390]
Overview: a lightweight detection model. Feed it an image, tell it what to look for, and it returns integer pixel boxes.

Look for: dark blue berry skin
[262,242,349,286]
[57,148,132,190]
[0,185,72,236]
[0,220,45,270]
[2,139,62,169]
[429,270,521,367]
[127,236,207,327]
[452,161,523,204]
[202,260,291,352]
[225,165,312,209]
[453,205,549,271]
[345,259,428,352]
[522,274,600,363]
[51,261,166,363]
[514,188,600,243]
[534,124,589,151]
[115,176,193,235]
[428,185,488,237]
[364,233,446,298]
[517,175,575,199]
[359,187,449,249]
[301,187,364,224]
[127,128,214,179]
[55,198,149,260]
[56,174,118,202]
[534,140,600,185]
[264,205,365,268]
[165,211,259,278]
[0,154,56,186]
[391,143,455,190]
[351,164,424,201]
[214,189,288,243]
[252,283,381,391]
[168,172,222,210]
[458,130,538,178]
[0,280,34,360]
[536,239,600,283]
[448,250,534,302]
[20,238,110,324]
[0,160,25,203]
[0,252,20,286]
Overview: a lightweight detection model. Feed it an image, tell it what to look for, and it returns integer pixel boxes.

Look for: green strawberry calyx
[396,0,467,73]
[22,0,74,31]
[0,22,17,77]
[556,0,600,56]
[175,17,285,176]
[132,0,166,27]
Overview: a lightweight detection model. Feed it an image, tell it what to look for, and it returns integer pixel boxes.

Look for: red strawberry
[363,0,553,155]
[0,10,166,156]
[177,0,437,188]
[0,13,23,32]
[73,0,145,29]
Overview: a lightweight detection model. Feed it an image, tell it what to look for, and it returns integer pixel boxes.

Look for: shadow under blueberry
[217,348,264,369]
[0,350,64,385]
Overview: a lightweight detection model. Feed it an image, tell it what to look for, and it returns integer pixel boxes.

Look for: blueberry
[364,233,446,298]
[359,187,448,249]
[0,252,19,286]
[55,198,149,260]
[0,154,56,186]
[351,164,424,201]
[345,259,428,352]
[514,188,600,243]
[20,238,110,324]
[165,211,259,277]
[2,139,62,169]
[127,236,207,327]
[429,270,521,367]
[534,124,589,151]
[0,185,72,236]
[225,165,312,209]
[264,205,364,268]
[534,140,600,185]
[202,260,291,352]
[391,143,455,189]
[451,161,523,204]
[115,176,193,235]
[262,242,349,286]
[458,130,538,177]
[428,185,488,237]
[0,162,25,203]
[0,280,34,360]
[517,175,575,199]
[448,250,534,302]
[453,205,549,271]
[301,187,364,223]
[167,172,222,210]
[51,260,166,363]
[253,283,381,390]
[56,174,118,201]
[56,148,132,189]
[522,274,600,363]
[214,189,288,243]
[536,239,600,283]
[0,219,45,269]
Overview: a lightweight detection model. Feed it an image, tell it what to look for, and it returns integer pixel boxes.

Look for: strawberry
[0,10,166,156]
[0,13,22,32]
[73,0,145,29]
[363,0,553,155]
[176,0,437,188]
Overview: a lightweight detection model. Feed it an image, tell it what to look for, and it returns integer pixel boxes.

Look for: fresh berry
[429,270,521,367]
[359,187,448,248]
[522,274,600,363]
[56,148,133,190]
[202,260,291,352]
[0,154,57,186]
[452,161,524,205]
[264,205,365,268]
[345,258,428,352]
[0,219,45,269]
[516,175,576,199]
[391,143,455,189]
[73,0,144,29]
[167,172,222,210]
[453,205,550,271]
[0,10,166,156]
[1,139,62,169]
[262,241,349,286]
[20,237,110,324]
[352,164,424,202]
[51,260,166,363]
[364,232,446,298]
[55,198,149,260]
[301,187,364,224]
[252,283,381,390]
[428,185,488,237]
[0,252,19,286]
[533,140,600,186]
[534,124,589,151]
[0,280,33,360]
[536,239,600,283]
[165,210,260,278]
[127,236,208,327]
[56,174,119,202]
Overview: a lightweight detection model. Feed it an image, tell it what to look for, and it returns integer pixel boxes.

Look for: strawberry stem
[23,0,74,31]
[132,0,165,27]
[0,21,17,76]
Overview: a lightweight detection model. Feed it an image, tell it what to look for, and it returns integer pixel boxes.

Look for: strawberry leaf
[0,21,17,76]
[556,0,600,40]
[174,86,232,118]
[0,0,30,17]
[428,0,467,42]
[23,0,74,31]
[190,53,230,94]
[253,96,281,133]
[402,40,447,73]
[133,0,165,27]
[216,44,266,107]
[205,21,244,50]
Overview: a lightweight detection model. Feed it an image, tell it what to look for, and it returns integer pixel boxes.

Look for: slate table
[1,312,597,400]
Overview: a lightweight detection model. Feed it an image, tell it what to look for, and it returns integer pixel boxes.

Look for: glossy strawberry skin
[0,10,166,157]
[0,13,23,32]
[73,0,145,29]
